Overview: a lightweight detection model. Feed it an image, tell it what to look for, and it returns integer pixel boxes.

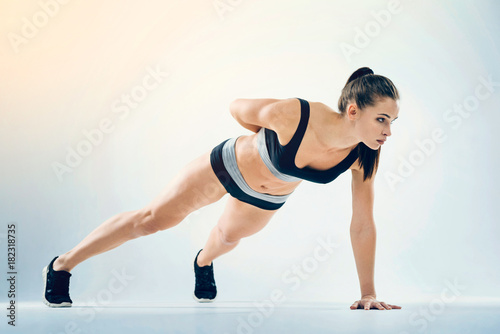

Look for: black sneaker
[42,256,73,307]
[193,249,217,302]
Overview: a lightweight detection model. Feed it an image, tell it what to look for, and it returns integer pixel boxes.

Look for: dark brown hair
[338,67,400,181]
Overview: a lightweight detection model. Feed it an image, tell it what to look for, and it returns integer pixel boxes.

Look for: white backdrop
[1,0,499,307]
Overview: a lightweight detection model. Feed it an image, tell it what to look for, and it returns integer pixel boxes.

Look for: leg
[192,196,279,302]
[53,151,228,272]
[197,196,279,267]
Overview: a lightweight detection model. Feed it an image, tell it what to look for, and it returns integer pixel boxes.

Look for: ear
[346,102,360,121]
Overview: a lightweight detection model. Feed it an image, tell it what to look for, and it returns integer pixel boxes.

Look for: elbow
[350,218,376,235]
[229,99,241,117]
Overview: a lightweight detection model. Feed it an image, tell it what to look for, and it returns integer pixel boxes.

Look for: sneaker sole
[42,266,72,308]
[192,292,217,303]
[192,261,217,303]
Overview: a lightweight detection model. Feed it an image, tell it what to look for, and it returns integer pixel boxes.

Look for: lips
[377,140,385,145]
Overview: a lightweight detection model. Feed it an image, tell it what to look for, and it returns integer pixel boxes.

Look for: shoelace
[49,271,71,296]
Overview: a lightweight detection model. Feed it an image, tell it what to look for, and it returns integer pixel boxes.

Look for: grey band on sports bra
[256,128,302,183]
[221,136,293,204]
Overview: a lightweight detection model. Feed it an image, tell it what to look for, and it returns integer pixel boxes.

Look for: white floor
[2,301,499,334]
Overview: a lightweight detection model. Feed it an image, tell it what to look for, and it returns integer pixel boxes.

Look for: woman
[43,67,402,310]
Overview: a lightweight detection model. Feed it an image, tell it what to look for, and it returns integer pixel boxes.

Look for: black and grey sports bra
[256,98,359,184]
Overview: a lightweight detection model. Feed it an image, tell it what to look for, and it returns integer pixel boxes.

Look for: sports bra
[256,97,359,184]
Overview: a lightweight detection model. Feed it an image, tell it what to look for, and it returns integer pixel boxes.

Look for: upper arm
[350,166,376,231]
[230,98,296,132]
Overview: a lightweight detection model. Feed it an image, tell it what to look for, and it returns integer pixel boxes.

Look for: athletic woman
[43,67,402,310]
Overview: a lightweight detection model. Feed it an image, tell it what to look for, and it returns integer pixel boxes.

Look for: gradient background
[1,0,499,309]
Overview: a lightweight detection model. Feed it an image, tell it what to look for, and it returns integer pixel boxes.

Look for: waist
[232,133,301,194]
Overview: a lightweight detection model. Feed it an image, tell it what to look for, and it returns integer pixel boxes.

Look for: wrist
[361,294,376,299]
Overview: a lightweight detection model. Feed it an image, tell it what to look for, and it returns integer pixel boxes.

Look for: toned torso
[234,100,360,196]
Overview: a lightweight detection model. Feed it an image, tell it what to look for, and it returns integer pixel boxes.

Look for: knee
[131,209,161,237]
[217,225,240,246]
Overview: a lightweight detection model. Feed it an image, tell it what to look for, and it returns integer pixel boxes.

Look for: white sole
[42,265,72,308]
[193,293,217,303]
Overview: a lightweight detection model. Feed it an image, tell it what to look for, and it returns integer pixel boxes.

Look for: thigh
[147,150,228,223]
[217,196,280,242]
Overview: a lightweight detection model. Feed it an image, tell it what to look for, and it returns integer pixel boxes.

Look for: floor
[2,301,499,333]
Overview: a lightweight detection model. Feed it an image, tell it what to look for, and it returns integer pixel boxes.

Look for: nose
[384,124,392,137]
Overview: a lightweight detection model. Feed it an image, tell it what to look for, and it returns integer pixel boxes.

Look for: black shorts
[209,137,293,211]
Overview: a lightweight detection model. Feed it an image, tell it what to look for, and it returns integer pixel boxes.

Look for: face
[348,97,400,150]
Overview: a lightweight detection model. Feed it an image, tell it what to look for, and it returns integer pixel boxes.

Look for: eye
[377,118,385,123]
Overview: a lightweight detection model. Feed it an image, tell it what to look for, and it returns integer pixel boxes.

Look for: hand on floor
[350,296,401,310]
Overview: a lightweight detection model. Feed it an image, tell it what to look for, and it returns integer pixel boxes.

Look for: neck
[324,113,360,152]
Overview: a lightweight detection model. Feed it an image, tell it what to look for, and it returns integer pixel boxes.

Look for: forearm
[350,224,377,298]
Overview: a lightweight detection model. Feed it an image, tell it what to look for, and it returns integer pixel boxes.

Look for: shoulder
[273,98,336,143]
[349,156,362,172]
[281,99,335,127]
[308,100,342,129]
[270,98,302,133]
[277,98,331,119]
[274,98,329,136]
[349,154,379,185]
